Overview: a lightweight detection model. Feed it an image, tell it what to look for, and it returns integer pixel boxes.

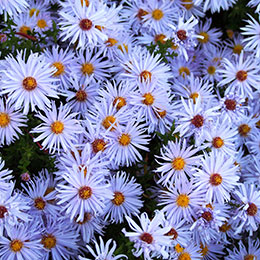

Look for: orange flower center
[143,93,154,105]
[102,115,117,131]
[92,139,106,153]
[140,232,153,244]
[236,70,247,81]
[176,194,189,207]
[247,203,258,216]
[177,30,187,41]
[52,62,65,77]
[112,192,125,206]
[51,121,64,134]
[191,114,204,128]
[41,234,57,249]
[224,99,236,110]
[34,197,46,210]
[113,96,126,110]
[140,70,152,82]
[212,137,224,148]
[10,239,23,252]
[238,124,251,137]
[118,133,131,146]
[210,173,222,186]
[76,89,87,102]
[0,113,10,128]
[0,205,8,218]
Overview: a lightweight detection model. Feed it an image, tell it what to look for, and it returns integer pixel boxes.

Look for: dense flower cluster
[0,0,260,260]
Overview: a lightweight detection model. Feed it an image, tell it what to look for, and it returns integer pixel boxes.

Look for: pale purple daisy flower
[155,138,202,186]
[79,236,127,260]
[193,150,239,204]
[122,210,172,260]
[0,98,27,146]
[56,166,113,222]
[31,101,83,154]
[103,171,143,223]
[158,179,205,223]
[1,50,59,114]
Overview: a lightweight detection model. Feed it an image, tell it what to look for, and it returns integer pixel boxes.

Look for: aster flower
[175,242,202,260]
[72,47,111,84]
[43,46,75,89]
[226,238,260,260]
[122,210,172,260]
[193,150,239,204]
[0,0,28,18]
[0,222,43,260]
[129,81,172,130]
[73,212,105,243]
[155,138,202,186]
[246,132,260,156]
[0,158,13,193]
[0,184,30,236]
[103,171,143,223]
[56,166,113,222]
[120,48,171,87]
[158,179,205,223]
[199,242,225,260]
[104,119,150,167]
[241,14,260,58]
[141,1,176,33]
[219,51,260,98]
[21,177,59,217]
[196,18,222,50]
[40,215,80,260]
[34,12,52,33]
[202,0,237,13]
[169,15,202,61]
[0,98,27,146]
[190,203,229,245]
[232,183,260,235]
[174,97,219,146]
[1,50,59,114]
[202,117,237,157]
[59,1,108,48]
[66,77,99,115]
[79,236,127,260]
[31,102,83,154]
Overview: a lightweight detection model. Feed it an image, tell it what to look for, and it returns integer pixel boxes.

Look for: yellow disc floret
[51,121,64,134]
[176,194,190,207]
[0,113,10,128]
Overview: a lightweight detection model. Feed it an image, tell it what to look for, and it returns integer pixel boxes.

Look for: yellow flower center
[102,115,117,131]
[236,70,247,82]
[244,255,256,260]
[212,137,224,148]
[179,66,190,77]
[92,139,106,153]
[154,34,166,44]
[165,228,178,240]
[81,63,94,75]
[238,124,251,137]
[155,108,167,119]
[181,0,193,10]
[143,93,154,105]
[0,113,10,128]
[19,25,31,34]
[219,221,231,232]
[78,186,92,200]
[233,44,243,54]
[210,173,222,186]
[52,62,65,77]
[172,157,185,171]
[112,191,125,206]
[140,70,152,82]
[178,252,191,260]
[226,29,234,39]
[176,194,190,207]
[200,243,208,257]
[152,9,164,20]
[106,38,118,47]
[207,65,216,75]
[76,89,87,102]
[34,197,46,210]
[22,76,37,91]
[113,96,126,110]
[37,19,47,29]
[190,92,199,104]
[29,8,40,17]
[118,44,128,53]
[10,239,23,252]
[41,234,56,249]
[118,133,131,146]
[51,121,64,134]
[198,32,209,43]
[175,244,184,253]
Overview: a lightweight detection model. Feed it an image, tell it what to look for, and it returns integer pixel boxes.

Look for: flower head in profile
[79,236,127,260]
